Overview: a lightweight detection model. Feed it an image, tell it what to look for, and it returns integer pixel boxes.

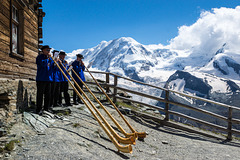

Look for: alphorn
[71,68,138,139]
[83,63,147,139]
[59,61,135,145]
[50,56,132,153]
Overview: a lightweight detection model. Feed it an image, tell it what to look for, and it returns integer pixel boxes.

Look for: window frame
[10,1,24,60]
[12,5,19,54]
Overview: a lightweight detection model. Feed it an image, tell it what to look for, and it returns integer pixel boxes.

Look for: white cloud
[169,6,240,54]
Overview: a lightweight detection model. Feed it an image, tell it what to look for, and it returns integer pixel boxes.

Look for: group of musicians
[36,45,85,114]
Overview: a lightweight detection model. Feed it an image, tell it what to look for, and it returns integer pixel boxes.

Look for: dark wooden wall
[0,0,44,79]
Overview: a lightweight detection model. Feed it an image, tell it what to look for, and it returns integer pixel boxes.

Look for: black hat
[41,45,51,50]
[52,50,59,53]
[76,54,84,59]
[59,51,66,55]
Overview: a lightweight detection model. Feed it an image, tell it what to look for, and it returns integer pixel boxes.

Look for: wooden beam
[168,100,229,122]
[168,110,229,132]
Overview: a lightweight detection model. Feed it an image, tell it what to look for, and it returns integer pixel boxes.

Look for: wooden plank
[24,38,38,50]
[116,86,167,103]
[0,22,10,36]
[160,120,226,139]
[24,16,38,33]
[24,26,38,40]
[115,95,166,113]
[168,110,229,132]
[0,52,36,70]
[168,100,229,122]
[232,129,240,135]
[0,12,10,28]
[0,31,10,43]
[116,73,167,91]
[23,46,38,62]
[0,69,36,78]
[1,0,10,9]
[86,70,167,91]
[0,19,10,32]
[0,0,10,18]
[24,5,38,21]
[24,30,38,41]
[23,9,38,28]
[232,118,240,124]
[85,81,114,87]
[170,89,240,110]
[0,36,9,47]
[0,41,10,54]
[24,30,38,43]
[0,61,36,76]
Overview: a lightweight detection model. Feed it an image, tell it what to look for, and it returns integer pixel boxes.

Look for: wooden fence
[82,71,240,140]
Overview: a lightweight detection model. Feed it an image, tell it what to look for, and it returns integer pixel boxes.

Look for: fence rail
[83,70,240,140]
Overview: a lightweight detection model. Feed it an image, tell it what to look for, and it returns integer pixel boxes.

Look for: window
[12,5,19,54]
[10,3,24,59]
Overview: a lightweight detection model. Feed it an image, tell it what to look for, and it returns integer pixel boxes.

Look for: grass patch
[56,110,70,116]
[5,140,15,151]
[78,106,85,110]
[116,101,139,111]
[72,123,81,128]
[0,147,4,153]
[56,113,63,116]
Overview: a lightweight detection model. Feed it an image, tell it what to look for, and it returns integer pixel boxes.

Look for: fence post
[113,75,118,103]
[227,107,233,140]
[106,73,110,93]
[164,89,170,121]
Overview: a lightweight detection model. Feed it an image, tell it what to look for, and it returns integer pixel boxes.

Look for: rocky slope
[2,103,240,160]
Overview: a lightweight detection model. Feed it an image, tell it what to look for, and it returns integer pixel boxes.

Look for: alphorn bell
[59,61,135,145]
[82,61,147,139]
[50,56,132,153]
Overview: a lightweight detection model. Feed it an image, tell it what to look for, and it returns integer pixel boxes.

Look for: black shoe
[53,103,63,107]
[66,103,72,106]
[73,102,78,105]
[37,110,43,115]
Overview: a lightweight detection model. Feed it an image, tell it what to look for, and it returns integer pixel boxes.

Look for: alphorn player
[72,54,86,105]
[50,50,59,108]
[36,45,54,114]
[58,51,72,106]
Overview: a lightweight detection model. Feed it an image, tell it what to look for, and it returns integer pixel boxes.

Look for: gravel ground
[4,102,240,160]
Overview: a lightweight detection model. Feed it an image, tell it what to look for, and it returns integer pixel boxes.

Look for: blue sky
[42,0,239,52]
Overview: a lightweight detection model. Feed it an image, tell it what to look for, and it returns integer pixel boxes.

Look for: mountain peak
[113,37,139,45]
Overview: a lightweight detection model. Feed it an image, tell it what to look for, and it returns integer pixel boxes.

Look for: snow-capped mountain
[160,70,240,129]
[67,37,178,82]
[67,36,240,83]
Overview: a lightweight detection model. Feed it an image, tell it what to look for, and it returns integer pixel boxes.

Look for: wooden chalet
[0,0,45,79]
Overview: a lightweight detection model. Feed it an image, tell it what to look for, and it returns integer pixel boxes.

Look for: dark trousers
[73,81,83,102]
[53,82,61,106]
[50,82,55,107]
[59,81,71,105]
[36,81,51,113]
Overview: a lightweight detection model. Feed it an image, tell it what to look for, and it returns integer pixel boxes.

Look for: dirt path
[6,103,240,160]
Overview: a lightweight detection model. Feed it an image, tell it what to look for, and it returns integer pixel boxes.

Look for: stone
[0,110,6,117]
[23,112,55,133]
[77,142,88,148]
[0,128,7,137]
[42,111,55,119]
